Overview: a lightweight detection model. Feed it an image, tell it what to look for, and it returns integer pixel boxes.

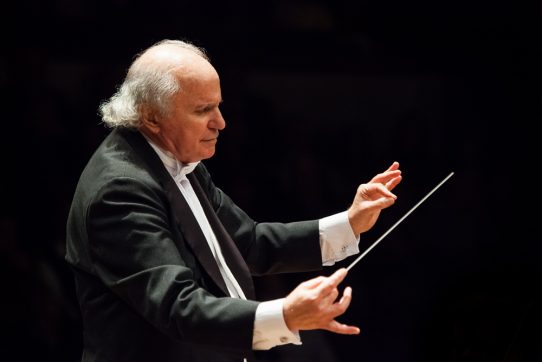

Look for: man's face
[157,66,225,163]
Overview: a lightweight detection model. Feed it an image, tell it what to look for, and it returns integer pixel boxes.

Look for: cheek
[161,129,179,148]
[159,125,186,152]
[161,117,204,152]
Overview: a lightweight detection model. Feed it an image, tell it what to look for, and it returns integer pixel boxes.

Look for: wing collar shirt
[144,134,360,351]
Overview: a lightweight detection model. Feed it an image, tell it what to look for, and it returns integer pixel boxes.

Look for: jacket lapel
[188,173,256,300]
[163,180,230,296]
[120,129,230,296]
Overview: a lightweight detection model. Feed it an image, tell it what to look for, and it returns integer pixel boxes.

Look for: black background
[2,1,540,361]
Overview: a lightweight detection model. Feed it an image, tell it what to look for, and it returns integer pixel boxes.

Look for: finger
[322,287,339,305]
[386,161,400,172]
[363,183,397,199]
[301,276,327,289]
[339,286,353,307]
[329,286,353,317]
[361,194,397,212]
[369,197,396,210]
[324,319,361,335]
[370,170,401,185]
[385,175,403,191]
[376,183,397,199]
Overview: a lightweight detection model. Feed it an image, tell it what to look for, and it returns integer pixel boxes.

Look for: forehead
[173,70,222,106]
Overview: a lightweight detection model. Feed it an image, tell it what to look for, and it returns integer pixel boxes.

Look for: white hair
[99,39,208,128]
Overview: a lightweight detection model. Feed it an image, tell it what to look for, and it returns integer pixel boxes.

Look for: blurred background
[1,0,540,361]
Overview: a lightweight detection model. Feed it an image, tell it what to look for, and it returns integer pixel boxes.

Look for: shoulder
[73,128,164,204]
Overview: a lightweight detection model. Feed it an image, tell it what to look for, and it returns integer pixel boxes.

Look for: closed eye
[195,106,213,114]
[195,100,223,115]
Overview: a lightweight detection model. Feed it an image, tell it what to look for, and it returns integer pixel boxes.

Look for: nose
[210,108,226,130]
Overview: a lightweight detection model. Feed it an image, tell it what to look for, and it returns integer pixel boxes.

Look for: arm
[319,162,403,265]
[277,162,404,337]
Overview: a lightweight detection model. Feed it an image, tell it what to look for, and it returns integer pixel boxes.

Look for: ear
[140,106,161,134]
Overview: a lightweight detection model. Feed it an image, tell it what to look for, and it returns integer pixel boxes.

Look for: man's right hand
[282,268,360,335]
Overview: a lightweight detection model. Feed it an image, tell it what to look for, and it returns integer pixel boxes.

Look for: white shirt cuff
[319,211,360,266]
[252,298,301,350]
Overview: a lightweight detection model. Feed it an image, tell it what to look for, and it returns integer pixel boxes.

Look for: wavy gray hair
[99,39,208,128]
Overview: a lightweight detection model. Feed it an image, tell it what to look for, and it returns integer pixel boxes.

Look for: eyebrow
[196,99,223,108]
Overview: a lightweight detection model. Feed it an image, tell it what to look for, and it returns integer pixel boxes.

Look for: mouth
[202,133,219,143]
[202,137,218,143]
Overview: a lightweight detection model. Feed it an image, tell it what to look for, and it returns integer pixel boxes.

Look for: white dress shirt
[145,137,360,351]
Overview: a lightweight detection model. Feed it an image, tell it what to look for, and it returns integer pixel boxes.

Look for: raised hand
[347,161,402,235]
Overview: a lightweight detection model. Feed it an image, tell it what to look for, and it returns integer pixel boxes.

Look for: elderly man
[65,39,402,362]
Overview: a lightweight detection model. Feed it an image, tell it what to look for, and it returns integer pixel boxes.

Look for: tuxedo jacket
[65,128,323,362]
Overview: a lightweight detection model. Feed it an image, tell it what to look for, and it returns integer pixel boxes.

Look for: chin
[202,148,216,160]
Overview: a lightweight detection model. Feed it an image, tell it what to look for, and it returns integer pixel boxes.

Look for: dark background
[2,1,540,361]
